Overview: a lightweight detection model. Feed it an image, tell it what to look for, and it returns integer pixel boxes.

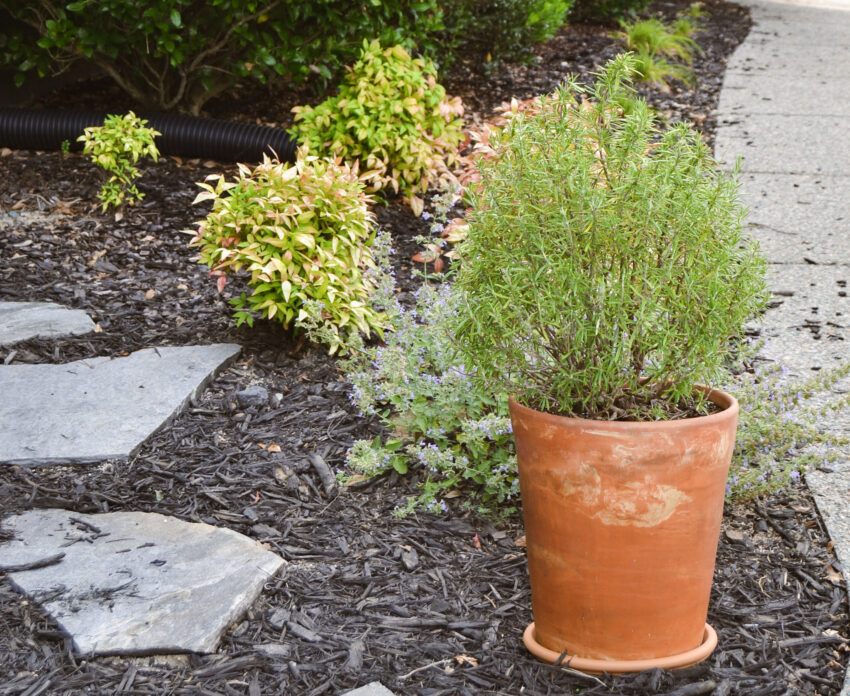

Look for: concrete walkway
[715,1,850,692]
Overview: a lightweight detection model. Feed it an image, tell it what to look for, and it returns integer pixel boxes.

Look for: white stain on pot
[562,466,691,527]
[592,481,691,527]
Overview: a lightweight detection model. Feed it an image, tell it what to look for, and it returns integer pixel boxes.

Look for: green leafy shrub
[78,112,160,211]
[190,148,388,354]
[1,1,446,114]
[451,55,768,420]
[290,40,464,210]
[569,0,650,23]
[343,282,518,517]
[439,0,573,65]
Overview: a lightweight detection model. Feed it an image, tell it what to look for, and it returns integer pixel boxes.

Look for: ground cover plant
[343,281,519,517]
[1,1,849,693]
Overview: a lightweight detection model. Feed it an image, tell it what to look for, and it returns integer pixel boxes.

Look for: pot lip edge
[508,385,739,430]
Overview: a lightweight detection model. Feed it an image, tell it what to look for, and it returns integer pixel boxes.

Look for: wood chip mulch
[1,1,849,693]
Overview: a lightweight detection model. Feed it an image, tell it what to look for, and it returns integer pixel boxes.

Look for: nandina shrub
[452,55,769,420]
[78,112,160,211]
[190,148,388,354]
[289,40,464,212]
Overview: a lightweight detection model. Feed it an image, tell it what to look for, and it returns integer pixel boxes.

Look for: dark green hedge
[1,0,574,114]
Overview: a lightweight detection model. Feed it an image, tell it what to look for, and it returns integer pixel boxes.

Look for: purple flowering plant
[343,281,518,517]
[724,349,850,499]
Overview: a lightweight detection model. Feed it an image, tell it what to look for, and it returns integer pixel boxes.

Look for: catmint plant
[725,353,850,498]
[343,281,518,517]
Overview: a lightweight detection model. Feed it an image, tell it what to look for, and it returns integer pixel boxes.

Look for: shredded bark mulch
[2,1,849,694]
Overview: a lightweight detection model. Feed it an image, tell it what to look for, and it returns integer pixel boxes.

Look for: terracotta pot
[509,387,738,672]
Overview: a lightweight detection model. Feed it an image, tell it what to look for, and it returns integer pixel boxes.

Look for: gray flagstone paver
[0,301,95,345]
[0,343,240,465]
[341,683,399,696]
[0,509,285,655]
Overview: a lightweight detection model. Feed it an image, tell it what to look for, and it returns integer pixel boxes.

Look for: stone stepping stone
[342,683,398,696]
[0,509,285,655]
[0,344,240,465]
[0,301,95,345]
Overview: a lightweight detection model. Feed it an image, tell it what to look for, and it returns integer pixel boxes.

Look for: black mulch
[2,1,849,694]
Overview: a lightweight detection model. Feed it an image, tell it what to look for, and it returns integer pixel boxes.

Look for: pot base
[523,622,718,674]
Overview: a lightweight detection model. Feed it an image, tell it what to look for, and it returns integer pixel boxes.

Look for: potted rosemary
[451,55,768,673]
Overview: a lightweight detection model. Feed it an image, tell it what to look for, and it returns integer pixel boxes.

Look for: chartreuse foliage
[451,55,768,420]
[190,148,388,354]
[343,282,518,518]
[78,112,160,211]
[616,16,701,87]
[290,40,464,209]
[0,1,446,114]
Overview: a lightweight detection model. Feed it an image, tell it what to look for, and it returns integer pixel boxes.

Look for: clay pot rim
[523,622,718,674]
[509,385,738,432]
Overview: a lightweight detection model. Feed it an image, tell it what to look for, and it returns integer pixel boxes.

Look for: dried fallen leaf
[267,444,281,453]
[826,566,843,584]
[88,249,107,267]
[514,534,527,547]
[10,199,25,210]
[454,654,479,667]
[145,289,156,300]
[93,324,103,333]
[408,195,424,217]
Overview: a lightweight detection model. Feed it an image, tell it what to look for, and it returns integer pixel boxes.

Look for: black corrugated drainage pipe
[0,108,298,163]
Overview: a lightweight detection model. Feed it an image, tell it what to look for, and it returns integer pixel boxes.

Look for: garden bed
[1,1,849,694]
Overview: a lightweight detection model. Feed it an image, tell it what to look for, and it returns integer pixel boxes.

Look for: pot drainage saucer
[523,622,717,674]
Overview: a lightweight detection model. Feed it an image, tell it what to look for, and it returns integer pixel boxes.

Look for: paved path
[715,1,850,692]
